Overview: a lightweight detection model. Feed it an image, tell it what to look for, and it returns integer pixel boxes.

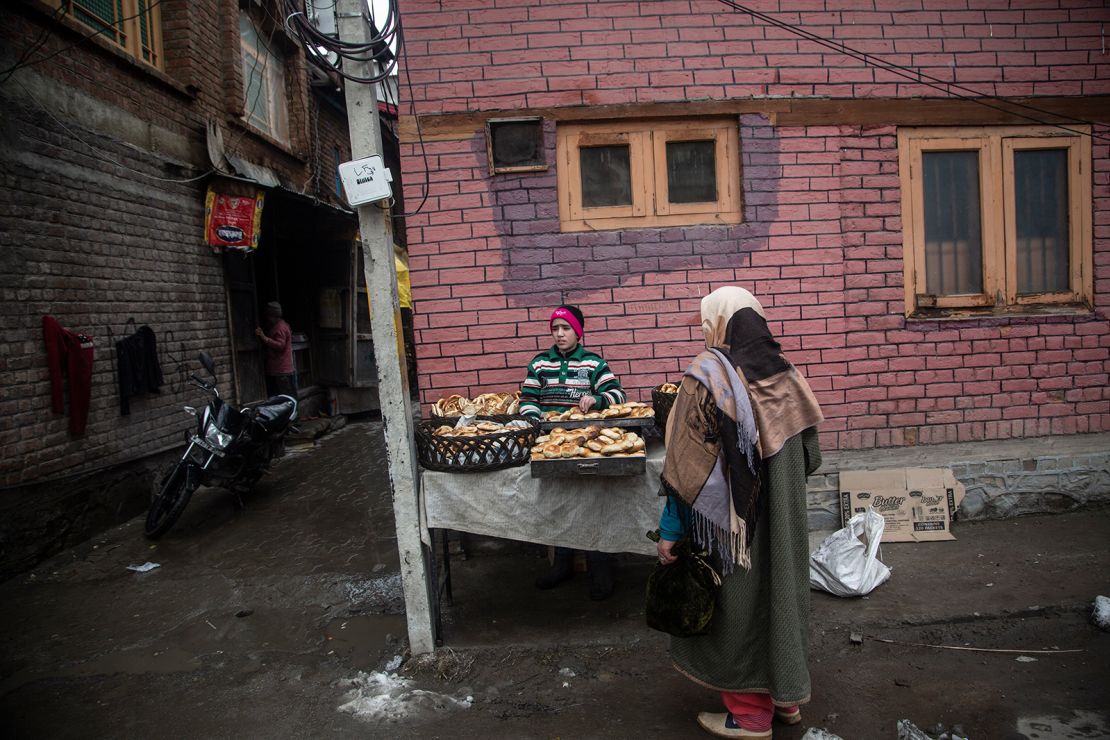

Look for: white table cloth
[421,441,666,555]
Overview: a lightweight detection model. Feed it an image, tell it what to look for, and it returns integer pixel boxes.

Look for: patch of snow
[897,719,968,740]
[1017,710,1110,739]
[896,720,931,740]
[384,655,403,672]
[558,667,575,678]
[1093,595,1110,631]
[337,671,472,722]
[343,574,403,611]
[801,729,845,740]
[126,562,161,572]
[1015,655,1038,663]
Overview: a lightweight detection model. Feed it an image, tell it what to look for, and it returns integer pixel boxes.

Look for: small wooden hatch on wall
[486,117,547,174]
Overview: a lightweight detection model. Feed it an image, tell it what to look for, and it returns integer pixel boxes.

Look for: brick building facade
[398,0,1109,455]
[0,0,363,571]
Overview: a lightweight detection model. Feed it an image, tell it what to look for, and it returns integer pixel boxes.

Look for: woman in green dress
[657,286,823,739]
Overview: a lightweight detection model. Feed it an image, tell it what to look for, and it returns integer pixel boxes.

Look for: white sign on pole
[338,155,393,205]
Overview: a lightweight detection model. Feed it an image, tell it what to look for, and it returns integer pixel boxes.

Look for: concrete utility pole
[336,0,434,655]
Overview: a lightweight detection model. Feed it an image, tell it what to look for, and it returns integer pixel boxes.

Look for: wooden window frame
[486,117,548,174]
[55,0,164,69]
[239,8,291,145]
[562,127,651,223]
[900,134,1000,310]
[899,125,1093,317]
[556,119,742,232]
[653,124,740,218]
[1002,136,1090,307]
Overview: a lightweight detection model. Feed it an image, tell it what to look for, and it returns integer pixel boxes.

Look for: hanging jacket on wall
[116,325,163,415]
[42,315,95,435]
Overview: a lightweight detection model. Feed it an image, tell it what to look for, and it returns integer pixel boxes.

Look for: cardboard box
[839,468,966,542]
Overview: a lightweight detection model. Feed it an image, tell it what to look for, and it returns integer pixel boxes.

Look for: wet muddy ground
[1,421,1107,739]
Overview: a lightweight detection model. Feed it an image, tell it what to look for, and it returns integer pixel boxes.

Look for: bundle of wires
[282,0,428,216]
[282,0,400,84]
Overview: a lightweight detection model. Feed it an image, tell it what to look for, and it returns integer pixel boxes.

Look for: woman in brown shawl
[657,286,823,739]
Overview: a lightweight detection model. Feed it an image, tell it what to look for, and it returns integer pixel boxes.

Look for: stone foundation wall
[806,432,1110,531]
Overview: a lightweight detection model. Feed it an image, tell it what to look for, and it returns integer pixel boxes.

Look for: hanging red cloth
[42,316,94,434]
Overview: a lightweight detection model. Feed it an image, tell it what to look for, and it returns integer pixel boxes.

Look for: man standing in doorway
[256,301,297,398]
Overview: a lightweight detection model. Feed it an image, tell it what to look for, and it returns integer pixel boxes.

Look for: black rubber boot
[587,552,614,601]
[535,551,574,589]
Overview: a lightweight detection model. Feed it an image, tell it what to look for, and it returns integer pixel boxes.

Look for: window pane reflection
[923,150,983,295]
[580,145,632,208]
[666,140,717,203]
[1015,149,1069,294]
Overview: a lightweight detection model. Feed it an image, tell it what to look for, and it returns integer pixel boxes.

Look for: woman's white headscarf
[700,287,765,348]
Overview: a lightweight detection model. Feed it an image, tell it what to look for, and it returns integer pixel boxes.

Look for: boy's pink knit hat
[550,305,584,338]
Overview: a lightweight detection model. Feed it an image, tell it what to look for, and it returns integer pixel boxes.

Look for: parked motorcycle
[145,352,298,539]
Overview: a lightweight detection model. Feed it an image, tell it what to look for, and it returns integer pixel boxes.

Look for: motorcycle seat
[253,396,297,433]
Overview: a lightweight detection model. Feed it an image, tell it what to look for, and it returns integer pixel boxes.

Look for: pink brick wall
[403,0,1110,112]
[400,0,1110,451]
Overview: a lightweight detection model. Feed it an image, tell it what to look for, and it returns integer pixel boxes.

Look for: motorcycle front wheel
[145,462,195,539]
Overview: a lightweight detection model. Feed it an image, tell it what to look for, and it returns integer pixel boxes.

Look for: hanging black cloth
[116,325,163,415]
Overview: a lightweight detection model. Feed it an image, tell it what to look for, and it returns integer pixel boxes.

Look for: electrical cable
[714,0,1109,143]
[9,7,284,186]
[0,3,69,86]
[281,0,399,84]
[301,97,322,198]
[716,0,1103,128]
[393,19,430,219]
[224,9,287,161]
[14,78,215,183]
[242,9,284,131]
[284,0,428,217]
[0,0,167,83]
[4,2,398,202]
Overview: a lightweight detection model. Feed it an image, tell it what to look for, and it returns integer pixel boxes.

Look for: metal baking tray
[530,454,646,478]
[538,417,653,432]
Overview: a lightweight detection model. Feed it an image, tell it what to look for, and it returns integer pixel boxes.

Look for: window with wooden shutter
[556,119,742,232]
[239,9,290,144]
[898,126,1092,316]
[57,0,163,68]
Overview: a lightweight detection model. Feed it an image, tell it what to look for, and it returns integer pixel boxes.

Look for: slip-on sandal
[775,705,801,725]
[696,712,772,739]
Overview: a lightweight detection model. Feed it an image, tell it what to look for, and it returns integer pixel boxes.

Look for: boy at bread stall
[519,305,626,601]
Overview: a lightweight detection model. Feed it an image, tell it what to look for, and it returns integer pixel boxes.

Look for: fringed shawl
[661,288,823,574]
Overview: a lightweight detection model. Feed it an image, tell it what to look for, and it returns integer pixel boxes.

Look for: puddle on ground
[323,614,406,665]
[1017,710,1110,739]
[0,646,198,696]
[61,646,199,677]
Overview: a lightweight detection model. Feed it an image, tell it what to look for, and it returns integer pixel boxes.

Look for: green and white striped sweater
[519,344,625,418]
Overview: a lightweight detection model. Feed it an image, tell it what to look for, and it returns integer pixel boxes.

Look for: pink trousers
[721,692,796,732]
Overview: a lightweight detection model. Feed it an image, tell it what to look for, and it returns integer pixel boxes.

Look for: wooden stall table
[419,439,665,640]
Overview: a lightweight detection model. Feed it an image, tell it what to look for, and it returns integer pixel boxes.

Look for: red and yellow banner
[204,188,264,249]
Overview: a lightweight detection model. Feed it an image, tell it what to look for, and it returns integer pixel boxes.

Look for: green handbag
[645,530,723,637]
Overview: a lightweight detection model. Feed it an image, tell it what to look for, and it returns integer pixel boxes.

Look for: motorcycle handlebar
[189,374,218,396]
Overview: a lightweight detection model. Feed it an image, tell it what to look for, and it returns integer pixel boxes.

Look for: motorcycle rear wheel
[145,462,194,539]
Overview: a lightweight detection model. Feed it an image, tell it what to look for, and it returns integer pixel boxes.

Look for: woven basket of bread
[415,415,539,473]
[652,383,679,439]
[430,392,521,420]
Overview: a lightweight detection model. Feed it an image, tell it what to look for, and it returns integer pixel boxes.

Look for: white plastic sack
[809,508,891,597]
